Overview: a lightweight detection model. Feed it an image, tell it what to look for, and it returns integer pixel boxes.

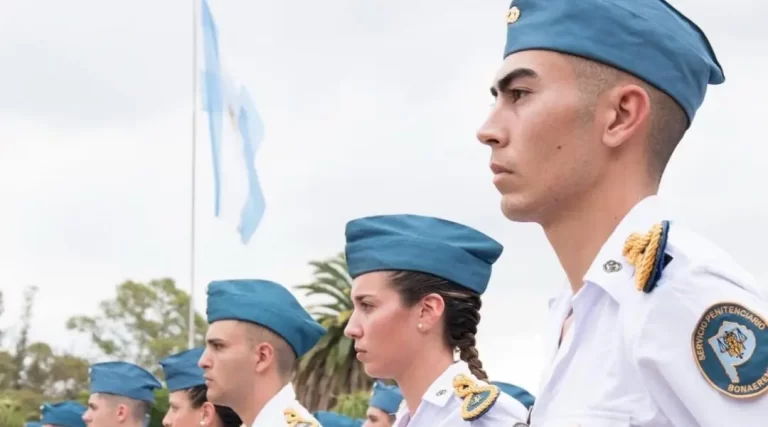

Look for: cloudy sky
[1,0,766,393]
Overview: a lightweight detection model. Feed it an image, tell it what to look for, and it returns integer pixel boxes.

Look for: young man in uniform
[81,361,162,427]
[198,279,326,426]
[477,0,768,425]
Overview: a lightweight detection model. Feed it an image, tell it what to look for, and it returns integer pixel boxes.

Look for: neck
[542,176,657,294]
[395,347,454,416]
[232,374,286,426]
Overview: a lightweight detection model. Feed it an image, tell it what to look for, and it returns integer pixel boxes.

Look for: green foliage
[330,390,370,419]
[0,395,28,427]
[293,253,373,411]
[148,388,170,427]
[66,278,207,376]
[1,279,198,425]
[12,287,38,389]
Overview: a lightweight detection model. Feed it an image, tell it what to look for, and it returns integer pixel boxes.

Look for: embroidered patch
[452,374,501,421]
[283,408,318,427]
[692,302,768,398]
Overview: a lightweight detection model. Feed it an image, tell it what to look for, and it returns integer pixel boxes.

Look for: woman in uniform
[343,214,529,426]
[159,348,242,427]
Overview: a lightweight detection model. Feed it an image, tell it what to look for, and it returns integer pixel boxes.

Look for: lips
[490,162,512,174]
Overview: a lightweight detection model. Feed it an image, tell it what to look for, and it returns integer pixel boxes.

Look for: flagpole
[187,0,199,350]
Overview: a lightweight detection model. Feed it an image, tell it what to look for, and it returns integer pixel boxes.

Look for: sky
[0,0,766,394]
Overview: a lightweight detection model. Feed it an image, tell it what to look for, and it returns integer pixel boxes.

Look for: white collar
[251,383,296,427]
[582,195,675,302]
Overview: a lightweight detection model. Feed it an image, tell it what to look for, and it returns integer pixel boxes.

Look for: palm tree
[293,252,373,411]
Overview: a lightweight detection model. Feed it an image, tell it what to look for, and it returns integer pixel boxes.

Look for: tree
[12,286,38,389]
[21,342,90,400]
[66,278,207,375]
[0,395,27,427]
[0,351,16,389]
[331,391,370,419]
[148,389,169,427]
[0,289,5,345]
[293,253,373,411]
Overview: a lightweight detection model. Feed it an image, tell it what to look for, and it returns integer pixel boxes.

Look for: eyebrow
[206,337,225,345]
[490,67,539,97]
[353,294,373,304]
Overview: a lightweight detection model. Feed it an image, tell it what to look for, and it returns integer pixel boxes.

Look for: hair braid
[389,271,489,381]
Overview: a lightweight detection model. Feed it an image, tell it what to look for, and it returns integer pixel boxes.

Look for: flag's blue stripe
[236,87,266,244]
[201,0,224,216]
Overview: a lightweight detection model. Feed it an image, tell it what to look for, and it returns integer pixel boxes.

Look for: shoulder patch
[452,373,500,421]
[692,302,768,398]
[283,409,318,427]
[622,220,671,293]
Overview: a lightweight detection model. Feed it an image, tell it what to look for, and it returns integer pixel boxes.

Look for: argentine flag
[200,0,265,244]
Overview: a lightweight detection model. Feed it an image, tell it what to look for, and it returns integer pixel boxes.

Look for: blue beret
[89,361,162,402]
[492,381,535,409]
[159,347,205,392]
[369,381,403,414]
[25,423,43,427]
[312,411,363,427]
[40,401,86,427]
[345,214,503,295]
[503,0,723,124]
[206,279,326,357]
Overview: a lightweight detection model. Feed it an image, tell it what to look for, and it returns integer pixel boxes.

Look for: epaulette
[452,374,500,421]
[283,408,318,427]
[622,220,673,293]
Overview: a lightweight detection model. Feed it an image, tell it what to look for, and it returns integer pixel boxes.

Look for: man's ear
[253,341,276,374]
[115,403,129,423]
[601,83,651,149]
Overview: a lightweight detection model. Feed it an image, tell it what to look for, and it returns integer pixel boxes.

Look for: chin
[500,196,539,223]
[206,388,224,405]
[363,361,392,380]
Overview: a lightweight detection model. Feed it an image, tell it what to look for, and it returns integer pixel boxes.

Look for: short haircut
[566,54,688,179]
[100,393,150,422]
[244,322,297,379]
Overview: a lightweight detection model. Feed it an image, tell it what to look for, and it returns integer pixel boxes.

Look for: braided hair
[389,271,489,381]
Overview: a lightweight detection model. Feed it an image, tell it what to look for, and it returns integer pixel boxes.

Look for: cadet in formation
[343,214,530,426]
[158,347,242,427]
[81,361,162,427]
[39,401,86,427]
[198,279,326,426]
[477,0,768,425]
[363,381,402,427]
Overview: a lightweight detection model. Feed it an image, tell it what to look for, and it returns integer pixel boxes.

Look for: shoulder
[451,374,529,425]
[619,220,766,326]
[283,404,320,427]
[635,221,765,315]
[626,222,768,399]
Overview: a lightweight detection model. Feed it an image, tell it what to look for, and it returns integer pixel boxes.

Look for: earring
[418,323,423,329]
[199,421,205,427]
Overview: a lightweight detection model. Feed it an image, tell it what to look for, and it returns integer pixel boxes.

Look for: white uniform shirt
[394,361,529,426]
[530,195,768,427]
[251,383,321,426]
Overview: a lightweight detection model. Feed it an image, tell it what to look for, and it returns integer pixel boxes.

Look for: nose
[162,410,172,427]
[476,107,508,148]
[198,348,211,369]
[344,309,362,340]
